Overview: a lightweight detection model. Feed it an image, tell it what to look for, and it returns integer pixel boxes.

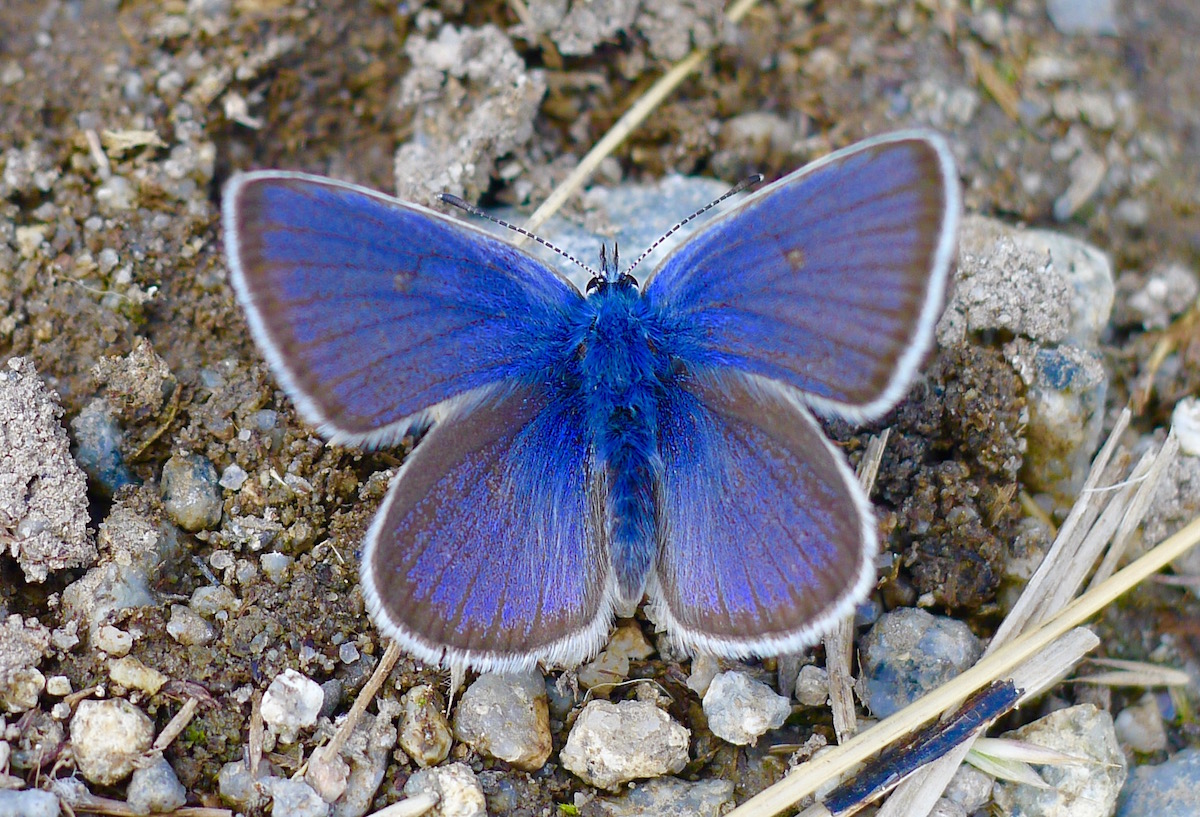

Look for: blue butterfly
[223,131,960,672]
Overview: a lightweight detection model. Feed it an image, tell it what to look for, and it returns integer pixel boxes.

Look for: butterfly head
[586,243,638,297]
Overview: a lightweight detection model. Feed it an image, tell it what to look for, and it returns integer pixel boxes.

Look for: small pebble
[1117,747,1200,817]
[219,463,248,490]
[260,551,292,584]
[108,656,169,695]
[160,453,223,532]
[166,604,215,646]
[685,653,721,696]
[858,608,982,718]
[590,777,734,817]
[702,671,792,746]
[94,624,134,656]
[45,675,71,697]
[126,756,187,815]
[993,704,1126,817]
[454,671,551,771]
[0,789,60,817]
[337,642,360,664]
[1,667,45,712]
[403,762,486,817]
[400,683,452,767]
[560,699,690,789]
[1114,692,1167,754]
[69,698,155,785]
[269,777,329,817]
[794,665,830,707]
[1172,398,1200,458]
[261,668,323,744]
[190,584,240,616]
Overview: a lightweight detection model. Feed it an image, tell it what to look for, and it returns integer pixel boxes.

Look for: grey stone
[858,608,983,718]
[945,762,994,812]
[0,789,61,817]
[126,756,187,815]
[61,497,162,643]
[993,704,1126,817]
[217,759,271,811]
[323,699,399,817]
[1118,747,1200,817]
[794,664,830,707]
[590,777,735,817]
[560,699,689,789]
[702,671,792,746]
[393,24,546,205]
[269,777,329,817]
[454,670,551,771]
[1009,340,1108,501]
[70,397,138,498]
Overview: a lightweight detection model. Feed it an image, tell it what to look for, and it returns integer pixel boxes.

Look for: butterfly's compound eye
[586,277,605,294]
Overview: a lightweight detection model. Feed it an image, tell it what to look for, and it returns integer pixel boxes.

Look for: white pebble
[560,699,690,789]
[403,762,486,817]
[702,671,792,746]
[69,698,154,785]
[261,668,323,744]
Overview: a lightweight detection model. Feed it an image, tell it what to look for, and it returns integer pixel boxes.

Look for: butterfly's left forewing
[649,373,875,657]
[224,172,582,447]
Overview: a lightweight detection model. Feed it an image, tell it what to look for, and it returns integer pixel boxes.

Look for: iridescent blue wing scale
[649,372,875,657]
[644,131,960,421]
[223,171,582,447]
[360,382,613,671]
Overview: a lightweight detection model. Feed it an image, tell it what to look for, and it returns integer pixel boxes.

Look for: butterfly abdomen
[576,282,663,603]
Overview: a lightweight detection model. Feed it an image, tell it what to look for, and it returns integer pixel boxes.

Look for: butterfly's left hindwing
[361,381,615,672]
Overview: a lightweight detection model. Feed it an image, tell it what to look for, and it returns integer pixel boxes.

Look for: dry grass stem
[727,408,1199,817]
[520,0,764,235]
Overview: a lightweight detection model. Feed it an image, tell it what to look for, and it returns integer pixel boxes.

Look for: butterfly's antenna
[623,173,765,276]
[439,193,599,279]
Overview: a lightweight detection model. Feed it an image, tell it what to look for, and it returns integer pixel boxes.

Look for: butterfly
[222,130,960,672]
